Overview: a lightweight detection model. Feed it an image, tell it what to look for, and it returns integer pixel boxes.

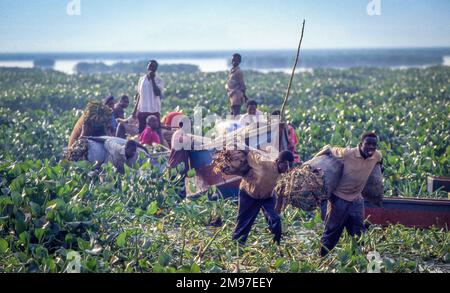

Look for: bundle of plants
[82,101,112,133]
[303,151,344,199]
[65,138,89,161]
[275,164,326,212]
[68,101,112,147]
[212,150,250,176]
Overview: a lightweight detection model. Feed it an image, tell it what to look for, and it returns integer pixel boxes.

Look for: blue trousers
[320,194,365,256]
[232,189,282,245]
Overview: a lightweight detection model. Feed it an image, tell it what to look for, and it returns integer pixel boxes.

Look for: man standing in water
[135,60,165,134]
[226,53,247,117]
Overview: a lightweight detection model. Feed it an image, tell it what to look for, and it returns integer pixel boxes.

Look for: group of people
[102,60,171,146]
[226,54,382,257]
[69,53,383,257]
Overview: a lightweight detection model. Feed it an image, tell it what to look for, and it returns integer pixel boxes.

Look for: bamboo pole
[280,19,306,122]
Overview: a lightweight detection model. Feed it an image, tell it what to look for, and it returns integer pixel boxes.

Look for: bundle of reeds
[275,164,327,212]
[82,101,112,132]
[65,138,89,161]
[212,150,250,176]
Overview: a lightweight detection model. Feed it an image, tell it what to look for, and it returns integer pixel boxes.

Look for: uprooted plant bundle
[276,149,385,212]
[82,101,112,133]
[275,164,327,212]
[212,150,250,176]
[65,138,90,161]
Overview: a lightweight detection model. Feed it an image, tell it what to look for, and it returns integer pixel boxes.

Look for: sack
[213,150,250,176]
[87,139,106,163]
[362,163,384,206]
[275,164,326,212]
[306,152,384,206]
[303,154,343,199]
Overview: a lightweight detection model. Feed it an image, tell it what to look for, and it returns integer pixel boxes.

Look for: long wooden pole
[280,19,306,122]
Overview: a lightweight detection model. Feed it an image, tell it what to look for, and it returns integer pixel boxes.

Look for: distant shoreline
[1,47,450,60]
[0,48,449,74]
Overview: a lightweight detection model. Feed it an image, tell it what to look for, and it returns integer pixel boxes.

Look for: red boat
[185,150,450,229]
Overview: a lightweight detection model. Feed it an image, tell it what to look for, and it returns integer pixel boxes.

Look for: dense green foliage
[1,66,448,196]
[0,66,449,272]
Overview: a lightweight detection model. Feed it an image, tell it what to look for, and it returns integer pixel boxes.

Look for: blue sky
[0,0,449,52]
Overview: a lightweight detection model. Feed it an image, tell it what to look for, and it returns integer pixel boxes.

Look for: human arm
[149,73,163,97]
[314,145,347,158]
[132,93,140,118]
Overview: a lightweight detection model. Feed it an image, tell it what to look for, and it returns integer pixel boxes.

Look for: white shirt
[137,75,165,113]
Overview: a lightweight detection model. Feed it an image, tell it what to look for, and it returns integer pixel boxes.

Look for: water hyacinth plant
[0,66,449,272]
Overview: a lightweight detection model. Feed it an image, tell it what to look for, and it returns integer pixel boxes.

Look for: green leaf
[190,262,200,273]
[116,231,127,248]
[274,257,284,269]
[152,263,164,273]
[35,228,45,242]
[19,232,29,245]
[187,169,196,178]
[146,201,158,216]
[158,252,171,267]
[14,219,26,235]
[74,184,88,200]
[29,201,41,217]
[135,208,144,217]
[290,261,299,273]
[0,237,8,253]
[46,257,57,272]
[77,237,90,251]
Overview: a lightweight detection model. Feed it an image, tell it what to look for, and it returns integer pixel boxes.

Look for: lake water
[0,48,449,74]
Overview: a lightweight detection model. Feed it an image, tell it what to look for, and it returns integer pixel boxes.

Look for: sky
[0,0,449,52]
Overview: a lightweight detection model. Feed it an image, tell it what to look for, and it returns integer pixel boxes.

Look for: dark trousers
[320,194,365,256]
[138,112,160,134]
[232,189,282,245]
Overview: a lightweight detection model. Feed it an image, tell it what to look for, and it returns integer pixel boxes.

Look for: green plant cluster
[0,159,448,272]
[0,66,449,272]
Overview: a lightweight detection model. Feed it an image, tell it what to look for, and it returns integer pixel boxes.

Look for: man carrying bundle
[232,150,294,246]
[226,53,247,117]
[318,132,382,257]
